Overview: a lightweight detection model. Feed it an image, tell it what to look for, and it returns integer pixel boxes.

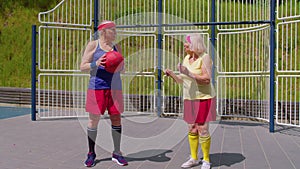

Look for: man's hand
[97,54,107,67]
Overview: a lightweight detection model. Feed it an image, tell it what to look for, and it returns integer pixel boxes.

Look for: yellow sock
[199,135,211,162]
[188,132,199,160]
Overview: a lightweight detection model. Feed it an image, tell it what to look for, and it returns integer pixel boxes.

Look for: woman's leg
[188,123,199,160]
[198,122,211,163]
[181,123,199,168]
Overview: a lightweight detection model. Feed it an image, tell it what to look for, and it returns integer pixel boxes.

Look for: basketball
[105,51,124,73]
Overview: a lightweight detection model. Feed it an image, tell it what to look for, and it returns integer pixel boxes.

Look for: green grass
[0,6,38,87]
[0,1,60,87]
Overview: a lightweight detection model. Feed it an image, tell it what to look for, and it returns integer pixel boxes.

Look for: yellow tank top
[180,53,215,100]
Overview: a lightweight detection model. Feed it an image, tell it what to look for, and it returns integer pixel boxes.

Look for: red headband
[186,35,191,43]
[97,21,116,30]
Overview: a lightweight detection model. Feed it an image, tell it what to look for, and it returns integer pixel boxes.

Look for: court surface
[0,106,299,169]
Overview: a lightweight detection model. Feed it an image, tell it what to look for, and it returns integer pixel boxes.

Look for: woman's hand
[177,63,189,75]
[178,63,197,80]
[164,68,173,76]
[164,68,183,84]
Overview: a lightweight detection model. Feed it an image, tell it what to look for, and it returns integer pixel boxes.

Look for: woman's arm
[80,41,97,72]
[165,68,183,84]
[179,55,212,85]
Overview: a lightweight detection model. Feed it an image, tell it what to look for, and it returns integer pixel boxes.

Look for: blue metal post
[157,0,163,116]
[210,0,216,85]
[269,0,276,132]
[31,25,37,121]
[94,0,99,39]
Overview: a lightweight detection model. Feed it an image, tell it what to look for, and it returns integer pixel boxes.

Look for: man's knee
[110,114,121,126]
[88,114,100,128]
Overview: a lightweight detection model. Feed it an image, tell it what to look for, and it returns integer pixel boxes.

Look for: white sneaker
[181,157,198,168]
[201,160,211,169]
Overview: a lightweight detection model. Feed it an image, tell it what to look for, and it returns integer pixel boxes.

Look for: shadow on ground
[210,152,245,168]
[276,125,300,137]
[94,149,173,165]
[125,149,173,162]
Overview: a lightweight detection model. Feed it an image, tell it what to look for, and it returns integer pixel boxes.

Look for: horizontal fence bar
[0,87,32,105]
[116,20,271,29]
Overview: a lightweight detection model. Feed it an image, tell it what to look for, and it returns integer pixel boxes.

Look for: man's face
[104,27,117,41]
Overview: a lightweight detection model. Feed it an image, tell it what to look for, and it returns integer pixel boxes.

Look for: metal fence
[31,0,300,131]
[276,1,300,127]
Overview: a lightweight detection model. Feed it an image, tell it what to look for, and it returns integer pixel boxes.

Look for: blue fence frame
[269,0,276,133]
[31,25,37,121]
[31,0,276,132]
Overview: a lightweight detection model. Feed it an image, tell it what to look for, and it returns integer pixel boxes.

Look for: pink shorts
[85,89,124,115]
[183,97,216,124]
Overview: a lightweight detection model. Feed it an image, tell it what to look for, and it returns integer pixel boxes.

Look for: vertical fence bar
[31,25,37,121]
[269,0,276,132]
[94,0,99,39]
[211,0,216,85]
[157,0,163,116]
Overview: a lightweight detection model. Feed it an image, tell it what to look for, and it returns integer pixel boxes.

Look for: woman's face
[104,27,117,41]
[184,41,192,54]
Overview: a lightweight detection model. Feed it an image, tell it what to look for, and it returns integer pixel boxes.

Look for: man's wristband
[90,61,97,69]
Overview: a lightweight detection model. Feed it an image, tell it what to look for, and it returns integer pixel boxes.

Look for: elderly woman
[165,34,216,169]
[80,20,127,167]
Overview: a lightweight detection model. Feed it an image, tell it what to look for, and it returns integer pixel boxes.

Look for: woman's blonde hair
[186,34,207,55]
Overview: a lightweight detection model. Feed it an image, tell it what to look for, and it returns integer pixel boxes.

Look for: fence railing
[0,87,181,116]
[30,0,300,131]
[2,86,297,125]
[0,87,31,105]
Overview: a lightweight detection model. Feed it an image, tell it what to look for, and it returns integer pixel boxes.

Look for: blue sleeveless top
[88,42,122,90]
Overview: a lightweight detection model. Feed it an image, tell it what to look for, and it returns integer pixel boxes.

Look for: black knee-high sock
[87,127,97,153]
[111,125,122,154]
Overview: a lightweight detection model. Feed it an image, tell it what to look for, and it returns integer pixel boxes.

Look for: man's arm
[80,41,97,72]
